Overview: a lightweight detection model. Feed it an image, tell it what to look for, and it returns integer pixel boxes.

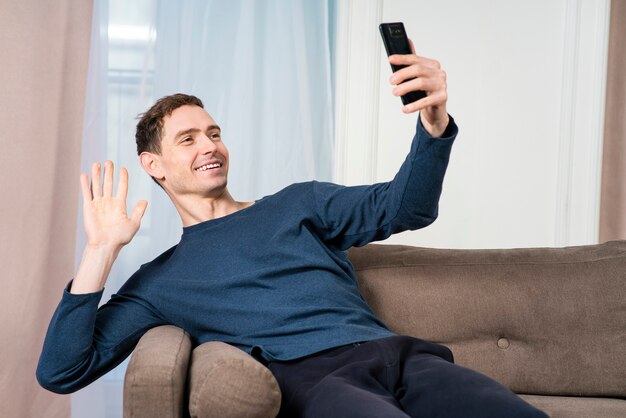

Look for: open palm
[80,161,148,248]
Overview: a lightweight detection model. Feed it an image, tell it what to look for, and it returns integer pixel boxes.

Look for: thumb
[131,200,148,224]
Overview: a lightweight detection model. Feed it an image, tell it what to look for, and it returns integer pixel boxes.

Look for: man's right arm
[36,161,157,393]
[36,275,166,393]
[72,161,147,294]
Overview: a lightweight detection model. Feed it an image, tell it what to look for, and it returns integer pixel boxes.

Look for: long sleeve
[313,115,457,250]
[36,279,167,394]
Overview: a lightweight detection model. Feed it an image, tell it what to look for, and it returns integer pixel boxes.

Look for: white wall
[334,0,611,249]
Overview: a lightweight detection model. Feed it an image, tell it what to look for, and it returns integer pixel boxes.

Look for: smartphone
[379,22,426,105]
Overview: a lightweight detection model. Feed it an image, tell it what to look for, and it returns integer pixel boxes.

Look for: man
[37,47,547,417]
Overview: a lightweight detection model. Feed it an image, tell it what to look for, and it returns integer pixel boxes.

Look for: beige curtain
[600,0,626,242]
[0,1,92,417]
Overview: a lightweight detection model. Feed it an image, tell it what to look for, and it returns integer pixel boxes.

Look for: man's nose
[199,135,218,153]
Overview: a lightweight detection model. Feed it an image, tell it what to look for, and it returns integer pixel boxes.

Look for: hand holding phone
[379,22,427,105]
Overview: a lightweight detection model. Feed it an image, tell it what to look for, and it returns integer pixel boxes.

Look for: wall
[334,0,611,249]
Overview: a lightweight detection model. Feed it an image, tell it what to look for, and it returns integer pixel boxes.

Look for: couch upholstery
[124,240,626,417]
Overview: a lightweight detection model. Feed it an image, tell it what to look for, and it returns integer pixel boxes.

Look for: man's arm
[311,48,456,250]
[36,161,158,394]
[72,161,147,294]
[313,117,456,250]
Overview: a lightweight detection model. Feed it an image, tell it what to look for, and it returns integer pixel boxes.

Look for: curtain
[599,0,626,242]
[0,1,93,417]
[74,0,335,415]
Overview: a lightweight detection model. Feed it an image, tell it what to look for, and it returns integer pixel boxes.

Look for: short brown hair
[135,93,204,155]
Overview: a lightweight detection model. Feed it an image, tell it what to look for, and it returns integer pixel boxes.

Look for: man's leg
[388,337,548,418]
[268,343,409,418]
[296,374,409,418]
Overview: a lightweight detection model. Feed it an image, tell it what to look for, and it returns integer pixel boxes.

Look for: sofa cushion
[188,342,281,418]
[348,241,626,398]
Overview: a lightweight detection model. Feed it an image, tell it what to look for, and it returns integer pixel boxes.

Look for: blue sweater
[37,117,457,394]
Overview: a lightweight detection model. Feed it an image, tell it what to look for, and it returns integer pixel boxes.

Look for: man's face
[156,105,230,198]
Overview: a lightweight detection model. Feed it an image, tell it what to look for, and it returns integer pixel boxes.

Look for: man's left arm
[311,47,457,250]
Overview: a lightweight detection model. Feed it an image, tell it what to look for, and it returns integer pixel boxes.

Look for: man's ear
[140,152,165,181]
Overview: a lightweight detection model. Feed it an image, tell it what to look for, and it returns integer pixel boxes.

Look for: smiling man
[136,98,254,226]
[37,49,547,417]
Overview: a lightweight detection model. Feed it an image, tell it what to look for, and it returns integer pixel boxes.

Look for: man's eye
[210,133,221,140]
[181,137,192,143]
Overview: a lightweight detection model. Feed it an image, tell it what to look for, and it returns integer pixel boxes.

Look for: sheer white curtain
[73,1,335,416]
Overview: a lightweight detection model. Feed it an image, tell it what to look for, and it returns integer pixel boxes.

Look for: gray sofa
[124,241,626,417]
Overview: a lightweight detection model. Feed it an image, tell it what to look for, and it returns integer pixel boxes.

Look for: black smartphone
[379,22,426,105]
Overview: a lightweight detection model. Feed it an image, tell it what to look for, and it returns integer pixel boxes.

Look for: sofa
[123,241,626,418]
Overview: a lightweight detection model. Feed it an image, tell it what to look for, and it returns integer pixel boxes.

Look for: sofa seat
[519,394,626,417]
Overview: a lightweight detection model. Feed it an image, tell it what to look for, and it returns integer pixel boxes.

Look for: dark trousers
[268,336,548,418]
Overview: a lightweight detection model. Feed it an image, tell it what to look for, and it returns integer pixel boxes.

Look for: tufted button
[497,337,510,349]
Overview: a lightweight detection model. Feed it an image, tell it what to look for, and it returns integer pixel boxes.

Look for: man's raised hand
[388,39,449,137]
[80,161,148,250]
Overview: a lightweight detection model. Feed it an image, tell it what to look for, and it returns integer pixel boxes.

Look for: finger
[131,200,148,224]
[402,90,448,114]
[389,62,442,87]
[392,70,446,97]
[391,64,428,85]
[389,54,440,70]
[102,160,114,197]
[116,167,129,201]
[80,173,92,203]
[91,162,102,197]
[390,57,444,84]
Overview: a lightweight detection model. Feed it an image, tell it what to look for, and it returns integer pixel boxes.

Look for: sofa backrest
[348,240,626,398]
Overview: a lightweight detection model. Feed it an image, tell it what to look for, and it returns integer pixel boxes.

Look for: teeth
[196,163,222,171]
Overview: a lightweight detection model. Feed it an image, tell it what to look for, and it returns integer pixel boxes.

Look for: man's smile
[194,161,223,172]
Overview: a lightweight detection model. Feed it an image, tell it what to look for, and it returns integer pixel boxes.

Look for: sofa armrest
[124,325,192,418]
[188,342,281,418]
